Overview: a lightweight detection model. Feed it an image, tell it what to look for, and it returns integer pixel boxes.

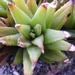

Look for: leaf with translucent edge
[27,45,41,69]
[51,0,73,29]
[44,29,71,44]
[13,48,23,65]
[15,24,31,39]
[23,49,33,75]
[13,0,33,18]
[27,0,38,15]
[0,33,20,46]
[32,35,44,53]
[30,3,47,32]
[8,3,31,24]
[45,40,75,51]
[42,50,67,62]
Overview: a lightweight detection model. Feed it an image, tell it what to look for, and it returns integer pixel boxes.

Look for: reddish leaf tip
[0,38,6,45]
[15,24,21,30]
[62,31,71,38]
[41,3,49,10]
[8,3,13,7]
[31,59,37,70]
[18,37,27,48]
[37,44,44,53]
[42,5,47,9]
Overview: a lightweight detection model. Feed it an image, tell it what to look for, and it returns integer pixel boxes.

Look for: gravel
[0,55,51,75]
[55,57,75,75]
[0,54,75,75]
[0,56,23,75]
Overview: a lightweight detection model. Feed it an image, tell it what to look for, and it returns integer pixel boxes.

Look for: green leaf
[45,40,75,51]
[27,0,38,15]
[13,48,23,65]
[51,0,73,29]
[15,24,31,39]
[27,45,41,69]
[8,3,31,24]
[23,49,33,75]
[13,0,33,18]
[42,50,67,62]
[44,29,70,44]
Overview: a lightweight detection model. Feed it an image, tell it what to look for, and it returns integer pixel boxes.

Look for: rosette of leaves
[0,0,75,75]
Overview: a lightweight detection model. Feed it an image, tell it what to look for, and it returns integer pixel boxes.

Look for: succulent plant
[0,0,75,75]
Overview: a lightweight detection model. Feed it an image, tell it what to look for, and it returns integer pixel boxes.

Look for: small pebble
[3,70,8,75]
[36,63,42,68]
[73,69,75,73]
[13,71,20,75]
[1,55,75,75]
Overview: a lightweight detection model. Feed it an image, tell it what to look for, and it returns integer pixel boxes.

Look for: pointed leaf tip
[62,31,71,38]
[18,37,26,48]
[17,37,31,48]
[41,2,49,10]
[63,59,70,63]
[15,24,21,29]
[42,5,47,10]
[39,43,44,53]
[50,0,58,8]
[31,59,37,70]
[36,43,44,53]
[0,38,6,45]
[27,46,41,71]
[32,35,44,53]
[8,2,13,7]
[69,45,75,51]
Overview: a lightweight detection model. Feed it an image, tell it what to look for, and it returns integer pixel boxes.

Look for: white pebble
[13,71,20,75]
[0,68,3,74]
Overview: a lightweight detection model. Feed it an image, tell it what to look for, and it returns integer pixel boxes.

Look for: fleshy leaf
[13,48,23,65]
[15,24,31,39]
[8,3,31,24]
[13,0,33,18]
[23,49,33,75]
[45,40,75,51]
[27,45,41,69]
[27,0,38,15]
[32,35,44,53]
[44,29,71,44]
